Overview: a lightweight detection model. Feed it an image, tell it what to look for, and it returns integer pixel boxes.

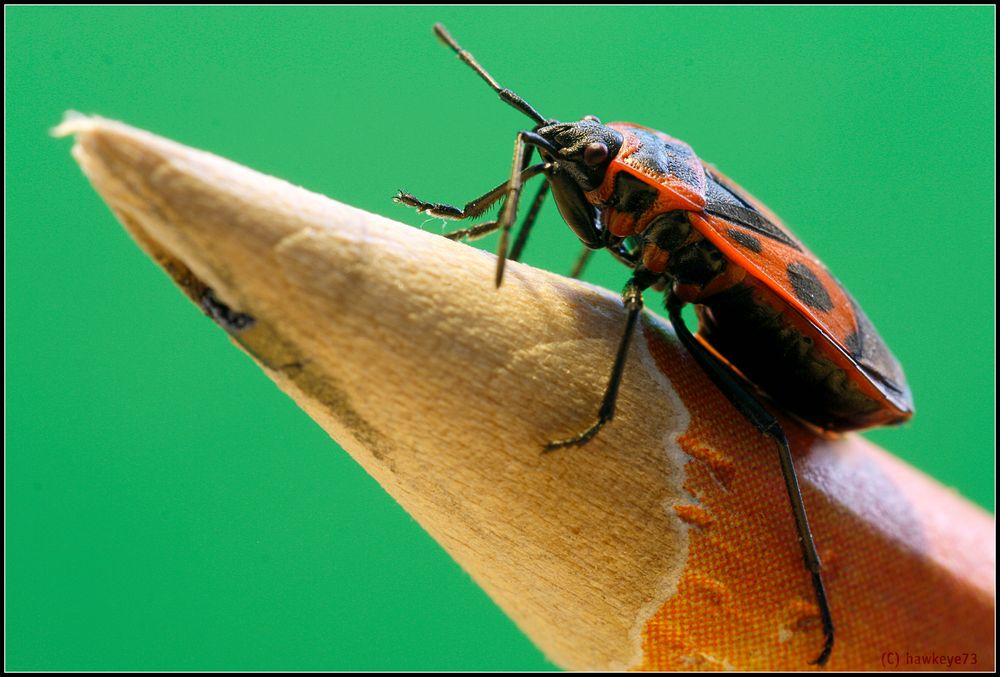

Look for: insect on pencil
[396,23,914,667]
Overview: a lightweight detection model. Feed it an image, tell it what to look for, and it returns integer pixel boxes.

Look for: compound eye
[584,141,609,166]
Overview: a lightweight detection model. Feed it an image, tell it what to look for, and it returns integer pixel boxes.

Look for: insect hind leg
[666,294,834,666]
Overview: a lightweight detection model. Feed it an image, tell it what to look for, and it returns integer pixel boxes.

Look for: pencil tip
[52,110,99,138]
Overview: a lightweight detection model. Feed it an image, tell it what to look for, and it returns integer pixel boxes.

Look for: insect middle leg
[665,294,834,666]
[493,131,549,286]
[568,248,593,279]
[569,240,641,280]
[545,267,659,450]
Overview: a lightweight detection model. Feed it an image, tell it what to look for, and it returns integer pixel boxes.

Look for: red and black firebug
[395,24,914,667]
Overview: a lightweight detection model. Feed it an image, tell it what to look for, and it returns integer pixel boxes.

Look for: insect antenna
[433,23,548,126]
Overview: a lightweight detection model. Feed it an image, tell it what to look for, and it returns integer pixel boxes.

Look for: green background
[7,6,995,671]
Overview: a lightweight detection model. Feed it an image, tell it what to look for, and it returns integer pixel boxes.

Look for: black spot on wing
[787,261,833,312]
[706,202,802,252]
[726,228,762,253]
[704,172,802,251]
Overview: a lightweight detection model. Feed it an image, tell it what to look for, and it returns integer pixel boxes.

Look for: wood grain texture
[58,115,994,671]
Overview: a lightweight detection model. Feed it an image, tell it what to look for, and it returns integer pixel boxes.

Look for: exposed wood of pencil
[57,115,994,671]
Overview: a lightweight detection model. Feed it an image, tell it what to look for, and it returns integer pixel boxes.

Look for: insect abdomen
[696,279,909,431]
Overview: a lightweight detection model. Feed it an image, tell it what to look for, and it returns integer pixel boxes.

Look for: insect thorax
[602,183,740,304]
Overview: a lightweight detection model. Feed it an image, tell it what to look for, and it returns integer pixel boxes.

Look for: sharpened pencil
[57,114,995,671]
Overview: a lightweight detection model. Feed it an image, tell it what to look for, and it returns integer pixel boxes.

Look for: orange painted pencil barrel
[640,322,994,670]
[58,115,995,671]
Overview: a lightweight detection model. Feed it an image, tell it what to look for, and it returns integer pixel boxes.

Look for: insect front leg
[666,293,834,666]
[394,162,547,223]
[445,177,549,247]
[492,131,542,286]
[440,220,501,243]
[545,268,659,450]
